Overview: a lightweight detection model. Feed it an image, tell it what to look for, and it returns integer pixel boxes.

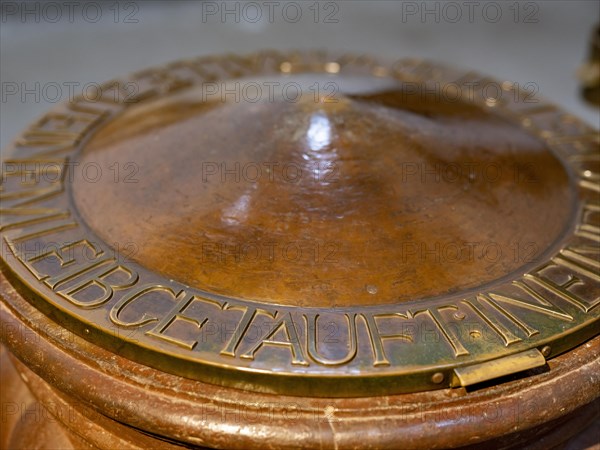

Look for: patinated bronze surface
[1,50,599,448]
[1,275,598,449]
[74,79,571,308]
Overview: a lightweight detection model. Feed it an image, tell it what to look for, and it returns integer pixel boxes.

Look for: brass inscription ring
[1,51,598,397]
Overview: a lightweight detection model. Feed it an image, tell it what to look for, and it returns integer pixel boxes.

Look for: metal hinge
[451,349,547,387]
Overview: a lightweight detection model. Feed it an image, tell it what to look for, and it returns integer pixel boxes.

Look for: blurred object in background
[579,24,600,107]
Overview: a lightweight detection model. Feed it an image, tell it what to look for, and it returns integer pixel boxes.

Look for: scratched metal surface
[1,1,599,446]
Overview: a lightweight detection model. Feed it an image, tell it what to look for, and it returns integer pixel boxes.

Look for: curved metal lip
[1,50,598,397]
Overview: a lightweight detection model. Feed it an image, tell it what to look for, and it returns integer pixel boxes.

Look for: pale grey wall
[1,0,598,149]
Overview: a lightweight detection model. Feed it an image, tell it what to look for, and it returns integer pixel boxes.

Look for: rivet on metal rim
[431,372,445,384]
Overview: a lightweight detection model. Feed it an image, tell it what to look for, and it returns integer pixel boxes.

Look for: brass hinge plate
[452,349,547,387]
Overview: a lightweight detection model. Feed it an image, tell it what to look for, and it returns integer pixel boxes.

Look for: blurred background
[1,0,599,148]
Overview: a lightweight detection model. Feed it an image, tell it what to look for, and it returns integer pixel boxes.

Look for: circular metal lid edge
[1,273,599,449]
[0,50,599,397]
